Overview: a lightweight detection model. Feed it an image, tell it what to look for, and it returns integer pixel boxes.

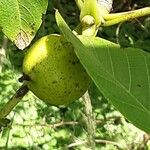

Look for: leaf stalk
[103,7,150,26]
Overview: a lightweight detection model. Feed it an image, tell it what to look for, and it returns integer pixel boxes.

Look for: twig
[95,139,121,147]
[48,120,79,128]
[82,91,96,150]
[0,84,29,119]
[67,140,86,148]
[4,113,15,150]
[11,116,122,129]
[67,139,121,148]
[13,121,79,128]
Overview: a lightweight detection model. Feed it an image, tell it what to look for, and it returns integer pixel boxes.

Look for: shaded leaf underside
[56,11,150,133]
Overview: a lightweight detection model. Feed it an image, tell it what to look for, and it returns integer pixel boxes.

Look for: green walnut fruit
[22,34,91,106]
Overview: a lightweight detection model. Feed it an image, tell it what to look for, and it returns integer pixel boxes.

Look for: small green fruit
[22,34,91,106]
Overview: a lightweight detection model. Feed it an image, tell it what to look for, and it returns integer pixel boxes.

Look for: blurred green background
[0,0,150,149]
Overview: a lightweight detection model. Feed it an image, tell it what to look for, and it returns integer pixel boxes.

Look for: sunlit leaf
[0,0,48,49]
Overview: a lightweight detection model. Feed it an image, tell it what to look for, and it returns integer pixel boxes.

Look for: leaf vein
[19,2,35,21]
[108,46,115,76]
[141,53,150,109]
[125,53,131,92]
[96,72,149,113]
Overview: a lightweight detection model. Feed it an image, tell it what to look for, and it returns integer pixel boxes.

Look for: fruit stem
[0,84,29,119]
[18,74,31,82]
[103,7,150,26]
[82,91,96,150]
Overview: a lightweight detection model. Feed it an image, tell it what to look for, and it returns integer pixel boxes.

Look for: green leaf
[0,0,48,50]
[55,11,150,133]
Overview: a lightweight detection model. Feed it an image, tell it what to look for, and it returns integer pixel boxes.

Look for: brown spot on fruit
[52,81,57,84]
[22,34,91,106]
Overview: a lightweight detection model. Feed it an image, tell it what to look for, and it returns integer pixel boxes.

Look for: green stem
[75,0,84,10]
[103,7,150,26]
[0,85,29,119]
[80,0,113,36]
[4,114,15,149]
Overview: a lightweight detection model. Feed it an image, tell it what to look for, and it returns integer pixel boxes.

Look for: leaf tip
[14,30,30,50]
